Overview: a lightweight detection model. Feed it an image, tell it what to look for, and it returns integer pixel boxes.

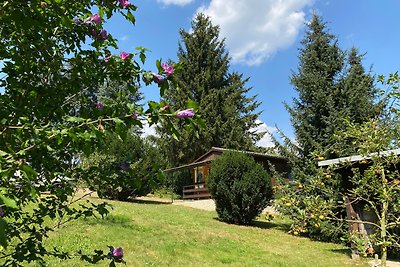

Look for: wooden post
[345,196,360,259]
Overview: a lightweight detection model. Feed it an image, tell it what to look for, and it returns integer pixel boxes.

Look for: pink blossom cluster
[80,13,109,41]
[119,0,131,7]
[161,62,174,76]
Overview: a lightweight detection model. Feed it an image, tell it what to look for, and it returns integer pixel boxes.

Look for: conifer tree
[284,15,379,161]
[275,14,381,242]
[287,14,344,160]
[158,13,262,167]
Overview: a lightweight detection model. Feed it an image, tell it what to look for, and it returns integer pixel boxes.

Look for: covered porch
[164,160,212,200]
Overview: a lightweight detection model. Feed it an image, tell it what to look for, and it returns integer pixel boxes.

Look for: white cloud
[141,120,158,138]
[157,0,194,6]
[252,119,277,148]
[197,0,313,65]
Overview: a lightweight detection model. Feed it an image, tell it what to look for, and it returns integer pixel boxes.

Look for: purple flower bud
[120,51,130,61]
[95,101,104,110]
[119,0,131,7]
[120,162,130,171]
[90,28,98,39]
[162,105,169,111]
[161,63,174,77]
[131,112,139,119]
[0,207,4,218]
[176,108,194,118]
[92,13,102,25]
[104,56,111,62]
[99,29,108,40]
[112,247,124,260]
[152,73,165,84]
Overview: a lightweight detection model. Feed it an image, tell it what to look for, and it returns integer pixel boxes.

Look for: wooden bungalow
[318,149,400,256]
[164,147,290,199]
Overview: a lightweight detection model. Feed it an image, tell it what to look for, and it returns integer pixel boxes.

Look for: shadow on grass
[84,214,135,229]
[211,217,291,231]
[251,220,280,229]
[129,199,172,205]
[330,248,352,258]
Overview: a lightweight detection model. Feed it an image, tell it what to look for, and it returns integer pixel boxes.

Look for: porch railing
[182,182,211,199]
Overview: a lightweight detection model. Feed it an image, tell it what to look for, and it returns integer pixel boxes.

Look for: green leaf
[20,164,38,180]
[126,11,136,24]
[187,98,198,109]
[156,59,162,72]
[0,194,17,209]
[66,116,86,123]
[112,118,124,125]
[139,52,146,64]
[0,150,8,158]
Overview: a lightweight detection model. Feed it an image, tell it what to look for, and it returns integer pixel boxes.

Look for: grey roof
[318,148,400,167]
[193,147,286,163]
[164,147,286,172]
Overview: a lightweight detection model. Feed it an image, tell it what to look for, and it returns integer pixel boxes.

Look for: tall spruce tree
[275,14,381,242]
[284,14,378,161]
[158,13,262,167]
[287,14,344,160]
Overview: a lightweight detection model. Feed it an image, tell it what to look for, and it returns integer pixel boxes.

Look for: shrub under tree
[207,152,273,225]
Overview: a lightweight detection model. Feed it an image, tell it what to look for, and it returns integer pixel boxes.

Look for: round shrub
[207,151,273,225]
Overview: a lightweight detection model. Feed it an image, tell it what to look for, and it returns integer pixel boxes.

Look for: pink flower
[120,51,130,61]
[131,112,139,119]
[92,13,102,25]
[161,62,174,77]
[176,108,194,118]
[95,101,104,110]
[162,105,169,111]
[119,0,131,7]
[99,29,108,40]
[112,247,124,260]
[104,55,111,62]
[152,73,165,84]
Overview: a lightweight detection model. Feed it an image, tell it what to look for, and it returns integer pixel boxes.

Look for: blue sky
[107,0,399,146]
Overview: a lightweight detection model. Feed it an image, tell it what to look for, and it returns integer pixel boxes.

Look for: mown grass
[32,196,367,267]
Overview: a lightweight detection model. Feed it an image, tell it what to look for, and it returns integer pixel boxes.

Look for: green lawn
[36,196,366,267]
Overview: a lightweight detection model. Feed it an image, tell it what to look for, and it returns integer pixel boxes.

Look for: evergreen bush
[207,151,273,225]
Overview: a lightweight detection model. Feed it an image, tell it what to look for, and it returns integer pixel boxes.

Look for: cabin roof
[164,147,286,172]
[318,148,400,167]
[193,147,286,163]
[163,160,212,172]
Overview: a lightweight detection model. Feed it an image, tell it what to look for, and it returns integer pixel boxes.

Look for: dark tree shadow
[211,217,291,231]
[129,198,172,205]
[330,248,352,258]
[251,220,280,229]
